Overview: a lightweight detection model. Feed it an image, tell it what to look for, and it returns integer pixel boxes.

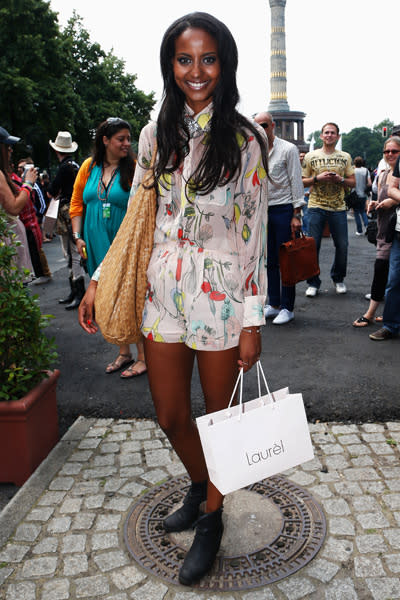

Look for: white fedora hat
[49,131,78,153]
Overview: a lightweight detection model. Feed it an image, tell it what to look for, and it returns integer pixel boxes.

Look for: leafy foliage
[0,2,155,167]
[342,119,394,168]
[307,119,395,167]
[0,209,57,401]
[61,14,155,156]
[307,131,322,150]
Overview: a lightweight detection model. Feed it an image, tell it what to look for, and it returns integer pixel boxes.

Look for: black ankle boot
[164,480,207,533]
[178,508,224,586]
[59,275,74,304]
[65,277,85,310]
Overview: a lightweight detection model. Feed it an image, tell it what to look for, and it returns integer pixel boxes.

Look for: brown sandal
[105,353,133,374]
[120,360,147,379]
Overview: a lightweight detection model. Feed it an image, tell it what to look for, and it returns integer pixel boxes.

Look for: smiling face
[172,27,220,114]
[383,139,400,168]
[103,128,131,163]
[320,123,340,149]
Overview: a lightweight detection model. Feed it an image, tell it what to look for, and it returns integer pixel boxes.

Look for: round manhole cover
[124,474,326,591]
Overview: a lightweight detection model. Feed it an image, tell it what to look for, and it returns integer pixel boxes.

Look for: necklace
[183,113,211,139]
[97,165,119,220]
[97,165,118,202]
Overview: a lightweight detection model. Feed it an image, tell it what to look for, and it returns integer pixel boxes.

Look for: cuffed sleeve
[235,135,268,326]
[69,158,93,219]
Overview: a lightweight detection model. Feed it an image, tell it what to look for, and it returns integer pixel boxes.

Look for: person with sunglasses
[369,148,400,340]
[353,136,400,334]
[0,126,34,278]
[70,118,146,378]
[254,112,304,324]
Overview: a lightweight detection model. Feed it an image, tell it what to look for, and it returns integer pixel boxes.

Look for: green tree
[307,131,322,150]
[306,121,395,168]
[0,0,77,166]
[60,14,155,158]
[0,3,155,169]
[342,120,393,168]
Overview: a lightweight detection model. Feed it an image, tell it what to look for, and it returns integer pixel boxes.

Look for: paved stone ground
[1,417,400,599]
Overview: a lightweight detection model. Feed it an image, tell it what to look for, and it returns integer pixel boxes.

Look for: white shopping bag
[43,198,59,237]
[196,362,314,495]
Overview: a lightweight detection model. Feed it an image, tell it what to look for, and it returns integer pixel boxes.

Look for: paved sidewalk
[1,418,400,599]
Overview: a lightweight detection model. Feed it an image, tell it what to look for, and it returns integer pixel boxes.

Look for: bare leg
[119,344,131,357]
[120,337,147,377]
[144,338,208,481]
[197,347,240,512]
[105,344,133,374]
[364,299,381,321]
[135,338,145,363]
[120,338,145,363]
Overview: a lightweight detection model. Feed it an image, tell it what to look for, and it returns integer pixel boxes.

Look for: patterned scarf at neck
[183,112,212,139]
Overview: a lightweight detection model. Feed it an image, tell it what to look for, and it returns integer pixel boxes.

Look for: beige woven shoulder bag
[95,147,157,345]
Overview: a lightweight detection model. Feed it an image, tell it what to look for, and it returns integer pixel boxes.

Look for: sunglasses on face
[383,149,400,155]
[259,123,269,129]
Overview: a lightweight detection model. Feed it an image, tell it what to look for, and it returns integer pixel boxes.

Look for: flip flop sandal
[105,353,133,374]
[352,316,371,328]
[120,360,147,379]
[375,316,383,323]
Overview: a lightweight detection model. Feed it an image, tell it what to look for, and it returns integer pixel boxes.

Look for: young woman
[70,119,146,378]
[353,136,400,327]
[79,13,268,584]
[0,127,35,276]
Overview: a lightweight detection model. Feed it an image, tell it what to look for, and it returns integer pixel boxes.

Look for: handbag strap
[256,361,275,403]
[141,143,158,188]
[290,231,305,242]
[227,368,244,415]
[227,361,275,421]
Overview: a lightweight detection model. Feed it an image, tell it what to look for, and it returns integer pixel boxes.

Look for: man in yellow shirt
[302,123,355,296]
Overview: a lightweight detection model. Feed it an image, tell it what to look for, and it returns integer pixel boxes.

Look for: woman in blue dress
[70,118,146,377]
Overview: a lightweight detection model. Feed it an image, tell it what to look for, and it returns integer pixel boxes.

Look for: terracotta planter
[0,370,60,486]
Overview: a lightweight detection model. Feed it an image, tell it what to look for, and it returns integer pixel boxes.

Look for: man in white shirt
[254,112,304,324]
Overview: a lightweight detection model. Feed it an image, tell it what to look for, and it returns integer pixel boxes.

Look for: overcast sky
[49,0,399,139]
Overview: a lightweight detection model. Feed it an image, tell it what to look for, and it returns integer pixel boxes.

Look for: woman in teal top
[71,118,147,378]
[83,162,129,277]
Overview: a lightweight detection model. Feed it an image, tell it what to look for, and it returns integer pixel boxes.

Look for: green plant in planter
[0,208,58,401]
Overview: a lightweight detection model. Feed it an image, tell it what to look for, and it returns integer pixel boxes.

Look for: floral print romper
[131,104,268,351]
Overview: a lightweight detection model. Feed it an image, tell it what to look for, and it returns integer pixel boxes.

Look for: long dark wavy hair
[156,12,268,194]
[0,143,17,195]
[93,119,135,192]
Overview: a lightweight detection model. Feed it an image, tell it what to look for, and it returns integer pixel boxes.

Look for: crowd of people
[1,10,400,587]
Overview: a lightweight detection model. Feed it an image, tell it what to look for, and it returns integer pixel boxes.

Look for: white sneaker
[31,276,52,285]
[264,304,280,319]
[335,282,347,294]
[305,286,318,297]
[355,231,363,236]
[273,309,294,325]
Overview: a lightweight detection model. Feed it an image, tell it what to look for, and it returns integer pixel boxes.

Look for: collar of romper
[183,102,213,138]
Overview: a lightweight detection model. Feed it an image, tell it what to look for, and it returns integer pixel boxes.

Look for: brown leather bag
[279,232,320,287]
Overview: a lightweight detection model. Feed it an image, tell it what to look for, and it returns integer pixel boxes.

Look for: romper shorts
[141,241,244,351]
